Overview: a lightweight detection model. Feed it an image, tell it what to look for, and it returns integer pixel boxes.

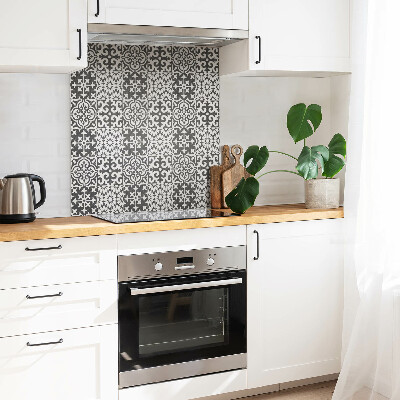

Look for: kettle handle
[29,174,46,210]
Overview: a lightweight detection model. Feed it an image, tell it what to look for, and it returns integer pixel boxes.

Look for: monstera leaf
[287,103,322,143]
[244,145,269,175]
[322,133,346,178]
[225,177,259,214]
[296,145,329,180]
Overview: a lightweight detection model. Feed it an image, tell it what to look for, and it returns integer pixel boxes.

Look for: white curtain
[333,0,400,399]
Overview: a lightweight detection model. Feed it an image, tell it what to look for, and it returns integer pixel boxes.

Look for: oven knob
[206,257,215,266]
[154,262,163,271]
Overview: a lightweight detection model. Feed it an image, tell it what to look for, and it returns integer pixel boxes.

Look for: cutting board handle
[222,145,231,167]
[231,144,243,164]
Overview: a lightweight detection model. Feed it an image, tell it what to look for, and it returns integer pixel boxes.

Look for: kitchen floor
[252,381,390,400]
[253,381,336,400]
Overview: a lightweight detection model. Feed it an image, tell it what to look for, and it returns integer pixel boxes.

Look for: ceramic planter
[305,178,340,209]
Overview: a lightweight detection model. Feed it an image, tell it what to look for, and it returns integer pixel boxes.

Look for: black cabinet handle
[255,36,261,64]
[25,244,62,252]
[77,29,82,60]
[27,338,63,347]
[26,292,63,300]
[95,0,100,17]
[254,230,260,260]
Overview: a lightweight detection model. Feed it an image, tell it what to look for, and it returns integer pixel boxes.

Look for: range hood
[88,24,248,47]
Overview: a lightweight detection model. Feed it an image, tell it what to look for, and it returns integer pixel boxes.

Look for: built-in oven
[118,246,247,388]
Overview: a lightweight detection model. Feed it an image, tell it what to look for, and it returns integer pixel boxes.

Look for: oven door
[118,270,246,388]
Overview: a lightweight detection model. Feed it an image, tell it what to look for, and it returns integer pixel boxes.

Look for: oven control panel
[118,246,246,282]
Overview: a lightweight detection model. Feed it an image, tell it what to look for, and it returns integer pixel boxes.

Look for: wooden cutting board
[210,145,232,209]
[221,145,251,208]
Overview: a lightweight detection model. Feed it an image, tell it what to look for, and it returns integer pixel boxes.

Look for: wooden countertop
[0,204,344,242]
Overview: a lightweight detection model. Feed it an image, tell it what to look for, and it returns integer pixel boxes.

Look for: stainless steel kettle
[0,173,46,223]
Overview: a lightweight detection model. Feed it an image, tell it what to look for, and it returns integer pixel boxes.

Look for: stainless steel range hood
[88,24,248,47]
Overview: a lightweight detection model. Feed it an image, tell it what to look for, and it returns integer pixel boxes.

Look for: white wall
[330,75,351,204]
[220,76,350,206]
[0,74,71,218]
[0,73,350,218]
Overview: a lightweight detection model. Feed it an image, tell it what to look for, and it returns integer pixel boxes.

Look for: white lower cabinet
[246,219,344,388]
[0,280,117,337]
[0,221,344,399]
[0,235,117,290]
[0,324,118,400]
[0,235,118,400]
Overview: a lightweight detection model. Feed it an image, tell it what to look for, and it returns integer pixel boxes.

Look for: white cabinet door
[88,0,248,30]
[0,280,117,337]
[254,0,350,73]
[220,0,350,77]
[0,235,117,289]
[0,324,118,400]
[0,0,87,73]
[247,219,344,388]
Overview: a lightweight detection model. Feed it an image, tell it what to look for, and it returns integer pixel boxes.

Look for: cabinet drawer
[0,280,117,338]
[0,324,118,400]
[0,235,117,289]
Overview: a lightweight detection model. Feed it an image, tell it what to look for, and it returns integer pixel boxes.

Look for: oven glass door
[119,270,246,374]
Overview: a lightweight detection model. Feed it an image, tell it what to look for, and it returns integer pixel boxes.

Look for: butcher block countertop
[0,204,344,242]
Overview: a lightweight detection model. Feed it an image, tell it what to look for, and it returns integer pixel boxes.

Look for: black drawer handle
[95,0,100,17]
[254,230,260,260]
[26,292,63,300]
[77,28,82,60]
[27,338,63,347]
[25,244,62,252]
[255,35,261,64]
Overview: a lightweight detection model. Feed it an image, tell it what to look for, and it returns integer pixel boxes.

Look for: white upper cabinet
[246,220,344,388]
[221,0,351,77]
[0,0,87,73]
[88,0,249,30]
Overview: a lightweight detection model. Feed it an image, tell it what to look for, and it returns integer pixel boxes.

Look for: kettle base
[0,213,36,224]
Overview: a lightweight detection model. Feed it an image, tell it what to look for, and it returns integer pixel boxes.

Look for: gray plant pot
[305,178,340,209]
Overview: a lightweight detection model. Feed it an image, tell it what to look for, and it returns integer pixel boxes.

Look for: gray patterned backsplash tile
[70,44,219,216]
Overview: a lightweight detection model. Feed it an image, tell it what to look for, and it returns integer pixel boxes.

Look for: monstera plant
[226,103,346,214]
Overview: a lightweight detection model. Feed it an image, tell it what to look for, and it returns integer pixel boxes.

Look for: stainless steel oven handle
[130,277,243,296]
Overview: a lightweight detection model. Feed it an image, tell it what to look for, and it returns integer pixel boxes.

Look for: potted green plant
[225,103,346,214]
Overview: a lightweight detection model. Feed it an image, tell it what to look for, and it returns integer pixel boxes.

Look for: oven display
[177,256,193,265]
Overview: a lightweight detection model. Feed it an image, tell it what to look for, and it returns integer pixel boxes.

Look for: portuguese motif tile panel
[70,44,219,216]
